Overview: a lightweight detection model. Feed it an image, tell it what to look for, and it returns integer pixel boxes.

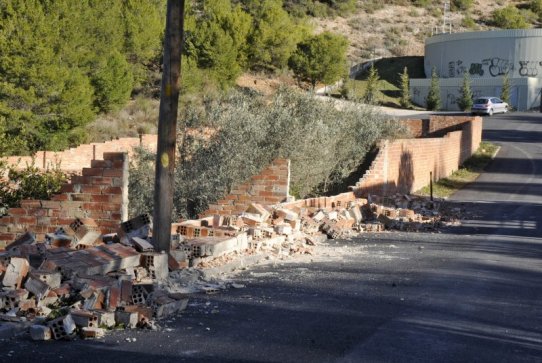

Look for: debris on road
[0,192,454,341]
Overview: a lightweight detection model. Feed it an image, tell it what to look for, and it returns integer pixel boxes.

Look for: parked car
[471,97,508,116]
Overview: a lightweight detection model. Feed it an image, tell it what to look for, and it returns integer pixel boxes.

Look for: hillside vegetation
[0,0,535,156]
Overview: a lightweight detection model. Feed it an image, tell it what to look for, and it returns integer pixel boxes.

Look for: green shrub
[399,67,411,109]
[0,161,67,215]
[530,0,542,20]
[452,0,473,11]
[129,88,403,219]
[457,72,473,111]
[426,67,441,111]
[461,14,477,29]
[490,5,530,29]
[413,0,431,8]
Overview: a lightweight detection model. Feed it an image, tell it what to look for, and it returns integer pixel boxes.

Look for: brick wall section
[3,134,157,173]
[403,116,479,138]
[0,152,129,249]
[354,116,482,197]
[201,159,290,217]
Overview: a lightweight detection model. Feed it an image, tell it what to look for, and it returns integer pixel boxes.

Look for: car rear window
[474,98,489,104]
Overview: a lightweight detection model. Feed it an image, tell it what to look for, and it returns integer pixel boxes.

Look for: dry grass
[85,96,159,142]
[311,1,514,64]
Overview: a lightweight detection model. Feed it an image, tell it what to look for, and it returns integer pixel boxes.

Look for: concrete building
[410,29,542,111]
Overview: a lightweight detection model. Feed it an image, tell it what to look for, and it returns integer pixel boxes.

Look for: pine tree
[426,67,441,111]
[245,0,306,71]
[399,66,411,108]
[457,72,473,111]
[288,32,349,90]
[363,64,380,105]
[501,72,511,106]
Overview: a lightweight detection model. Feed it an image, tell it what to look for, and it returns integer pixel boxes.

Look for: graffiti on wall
[446,92,457,105]
[446,58,513,78]
[482,57,513,77]
[469,63,484,76]
[448,60,467,77]
[518,60,542,77]
[440,57,542,78]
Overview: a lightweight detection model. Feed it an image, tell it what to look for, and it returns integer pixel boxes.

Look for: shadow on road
[443,200,542,238]
[484,128,542,143]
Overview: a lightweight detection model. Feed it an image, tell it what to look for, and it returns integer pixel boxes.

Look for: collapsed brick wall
[201,159,290,217]
[354,116,482,196]
[3,135,157,173]
[0,152,129,249]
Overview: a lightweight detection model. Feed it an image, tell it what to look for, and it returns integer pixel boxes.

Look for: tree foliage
[244,0,307,71]
[501,73,511,106]
[0,0,164,155]
[363,65,380,104]
[452,0,473,12]
[0,160,67,215]
[288,32,348,89]
[490,5,530,29]
[284,0,357,17]
[0,0,355,155]
[426,67,441,111]
[185,0,252,89]
[457,72,473,111]
[399,67,411,108]
[129,88,403,219]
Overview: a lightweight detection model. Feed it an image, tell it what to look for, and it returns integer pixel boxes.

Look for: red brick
[82,203,103,211]
[20,200,41,208]
[82,168,103,177]
[41,201,61,209]
[109,195,122,204]
[71,176,93,184]
[81,185,102,194]
[28,208,47,217]
[52,194,69,201]
[14,216,37,224]
[103,152,126,161]
[8,208,27,215]
[0,233,16,241]
[90,160,111,168]
[90,194,111,203]
[102,169,123,177]
[112,160,126,168]
[91,177,114,185]
[59,184,75,193]
[101,203,121,212]
[102,186,122,194]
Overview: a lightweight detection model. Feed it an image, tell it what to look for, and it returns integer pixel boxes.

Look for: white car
[471,97,508,116]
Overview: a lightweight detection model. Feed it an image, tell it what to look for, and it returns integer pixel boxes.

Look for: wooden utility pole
[153,0,185,252]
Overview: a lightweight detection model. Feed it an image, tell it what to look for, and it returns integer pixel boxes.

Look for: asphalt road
[3,112,542,362]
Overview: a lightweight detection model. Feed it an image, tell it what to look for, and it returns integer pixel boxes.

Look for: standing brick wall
[354,116,482,197]
[0,152,129,249]
[403,116,480,138]
[428,115,478,135]
[201,159,290,217]
[3,134,157,173]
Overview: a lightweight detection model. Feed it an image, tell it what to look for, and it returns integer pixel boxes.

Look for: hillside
[88,0,528,140]
[313,0,522,64]
[0,0,531,151]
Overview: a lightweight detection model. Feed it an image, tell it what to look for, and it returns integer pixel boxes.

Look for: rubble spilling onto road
[0,193,455,341]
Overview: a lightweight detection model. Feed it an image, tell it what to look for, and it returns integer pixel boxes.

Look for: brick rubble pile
[0,193,453,341]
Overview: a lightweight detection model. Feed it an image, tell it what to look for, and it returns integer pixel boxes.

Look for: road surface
[3,113,542,362]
